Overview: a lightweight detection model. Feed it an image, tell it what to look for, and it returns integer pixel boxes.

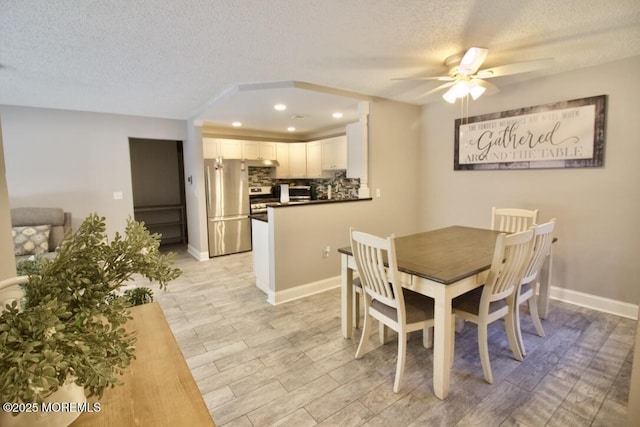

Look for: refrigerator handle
[205,164,212,212]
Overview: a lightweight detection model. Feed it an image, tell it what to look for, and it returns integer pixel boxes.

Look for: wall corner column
[357,101,370,199]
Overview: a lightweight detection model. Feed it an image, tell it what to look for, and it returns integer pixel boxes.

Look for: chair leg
[513,299,526,357]
[528,288,545,338]
[505,310,524,362]
[393,331,407,393]
[355,308,372,359]
[353,289,360,329]
[478,322,494,384]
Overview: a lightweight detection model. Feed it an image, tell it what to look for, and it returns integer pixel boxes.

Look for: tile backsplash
[248,168,360,199]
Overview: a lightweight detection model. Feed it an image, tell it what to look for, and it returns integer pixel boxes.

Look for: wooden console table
[72,302,215,426]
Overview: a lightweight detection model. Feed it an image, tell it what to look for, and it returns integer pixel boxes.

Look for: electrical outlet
[323,245,331,258]
[375,188,381,198]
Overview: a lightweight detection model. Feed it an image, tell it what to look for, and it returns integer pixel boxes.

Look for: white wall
[0,106,187,236]
[419,55,640,307]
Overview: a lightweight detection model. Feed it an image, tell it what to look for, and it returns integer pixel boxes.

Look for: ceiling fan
[395,47,554,103]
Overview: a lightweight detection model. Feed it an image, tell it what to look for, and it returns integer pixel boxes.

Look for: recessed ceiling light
[287,127,296,132]
[332,112,343,119]
[274,104,287,111]
[232,121,242,127]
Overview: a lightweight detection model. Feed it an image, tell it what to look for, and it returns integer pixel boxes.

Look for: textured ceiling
[1,0,639,135]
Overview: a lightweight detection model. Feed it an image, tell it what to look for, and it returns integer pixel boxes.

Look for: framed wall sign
[454,95,607,170]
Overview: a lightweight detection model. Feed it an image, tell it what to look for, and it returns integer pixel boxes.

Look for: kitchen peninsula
[251,197,371,305]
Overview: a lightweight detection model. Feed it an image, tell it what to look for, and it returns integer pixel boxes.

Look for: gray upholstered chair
[10,207,72,262]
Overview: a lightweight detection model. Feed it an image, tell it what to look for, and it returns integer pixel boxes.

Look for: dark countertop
[250,198,372,223]
[266,197,372,208]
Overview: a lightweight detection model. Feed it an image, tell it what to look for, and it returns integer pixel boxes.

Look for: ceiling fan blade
[476,58,554,79]
[459,47,488,74]
[419,81,456,97]
[391,75,454,82]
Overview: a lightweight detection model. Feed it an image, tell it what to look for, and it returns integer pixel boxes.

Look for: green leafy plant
[15,254,45,276]
[123,287,154,306]
[0,213,181,404]
[106,287,155,307]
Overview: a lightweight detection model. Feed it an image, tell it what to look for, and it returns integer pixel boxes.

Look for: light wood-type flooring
[139,247,634,426]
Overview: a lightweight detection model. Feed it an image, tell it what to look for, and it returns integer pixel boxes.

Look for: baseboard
[268,275,341,306]
[187,245,209,261]
[550,285,639,320]
[261,276,639,320]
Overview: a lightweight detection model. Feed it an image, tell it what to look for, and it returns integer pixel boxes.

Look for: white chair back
[522,219,556,284]
[491,207,538,233]
[485,229,535,302]
[349,229,403,315]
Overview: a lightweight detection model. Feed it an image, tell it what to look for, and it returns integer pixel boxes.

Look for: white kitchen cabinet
[242,141,277,160]
[258,142,276,160]
[288,143,307,177]
[306,141,323,177]
[218,139,243,159]
[275,143,290,178]
[241,140,259,159]
[321,135,347,170]
[203,139,277,160]
[202,137,220,158]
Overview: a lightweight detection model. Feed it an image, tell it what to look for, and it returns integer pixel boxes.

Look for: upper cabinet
[242,141,276,160]
[202,137,219,159]
[202,138,276,160]
[275,143,290,178]
[306,141,323,178]
[321,135,347,170]
[202,134,362,180]
[287,143,307,178]
[219,140,243,158]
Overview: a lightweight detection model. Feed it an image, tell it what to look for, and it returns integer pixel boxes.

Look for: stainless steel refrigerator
[204,159,252,257]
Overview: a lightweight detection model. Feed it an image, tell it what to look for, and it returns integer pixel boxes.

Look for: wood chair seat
[453,287,507,316]
[372,288,434,324]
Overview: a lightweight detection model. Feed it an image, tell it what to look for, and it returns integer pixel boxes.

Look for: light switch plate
[113,191,123,200]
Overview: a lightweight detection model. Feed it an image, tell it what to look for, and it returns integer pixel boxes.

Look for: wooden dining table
[72,302,216,426]
[339,226,509,399]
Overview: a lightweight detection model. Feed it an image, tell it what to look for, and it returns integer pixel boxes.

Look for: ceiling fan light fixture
[442,89,457,103]
[450,81,470,98]
[469,83,486,100]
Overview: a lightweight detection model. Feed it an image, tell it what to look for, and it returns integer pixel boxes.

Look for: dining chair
[491,207,539,233]
[350,228,435,393]
[514,219,556,356]
[452,228,534,384]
